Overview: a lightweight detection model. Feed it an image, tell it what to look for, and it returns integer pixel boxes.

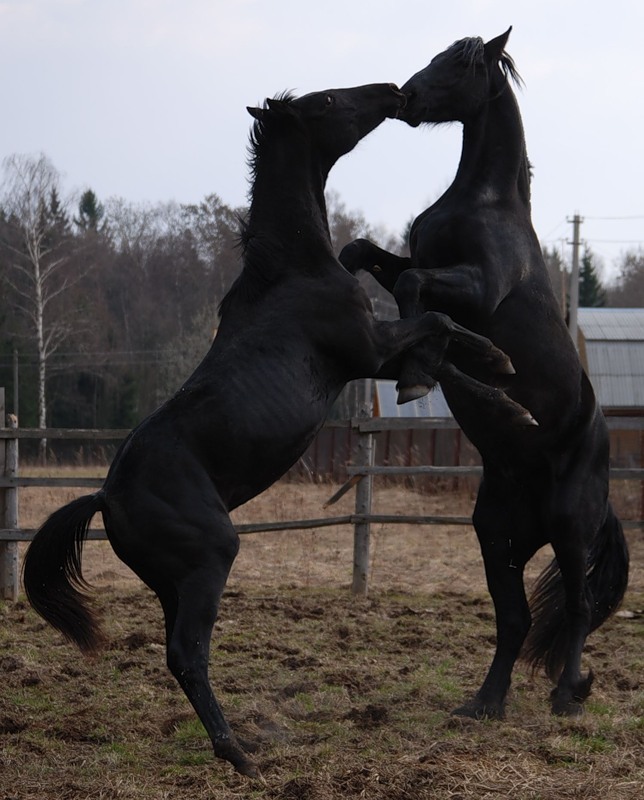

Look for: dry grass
[2,474,643,799]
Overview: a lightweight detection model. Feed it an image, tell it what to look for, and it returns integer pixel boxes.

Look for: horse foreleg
[393,264,493,318]
[438,363,536,428]
[338,238,410,293]
[392,266,500,403]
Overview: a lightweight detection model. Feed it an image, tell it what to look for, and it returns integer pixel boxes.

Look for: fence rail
[1,400,643,600]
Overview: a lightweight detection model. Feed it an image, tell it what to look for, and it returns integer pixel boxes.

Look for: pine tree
[578,247,606,307]
[74,189,105,232]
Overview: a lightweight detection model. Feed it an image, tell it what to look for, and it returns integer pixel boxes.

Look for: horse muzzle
[390,86,407,118]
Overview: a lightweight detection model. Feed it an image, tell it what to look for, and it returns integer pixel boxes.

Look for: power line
[583,215,644,221]
[585,238,644,245]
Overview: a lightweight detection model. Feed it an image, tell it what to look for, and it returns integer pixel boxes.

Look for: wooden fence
[1,393,643,601]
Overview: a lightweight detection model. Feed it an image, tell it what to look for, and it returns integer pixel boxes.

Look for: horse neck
[452,83,530,208]
[246,134,333,256]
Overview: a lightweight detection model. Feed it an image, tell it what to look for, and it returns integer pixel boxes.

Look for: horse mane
[493,46,531,202]
[448,36,524,89]
[246,91,298,191]
[218,218,286,318]
[218,92,301,319]
[497,53,531,205]
[498,51,524,89]
[453,36,530,201]
[449,37,485,71]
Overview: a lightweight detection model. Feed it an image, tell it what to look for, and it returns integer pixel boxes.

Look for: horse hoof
[503,396,538,426]
[551,699,584,718]
[397,385,430,404]
[517,409,538,426]
[452,700,504,720]
[493,353,516,375]
[550,672,593,717]
[215,737,262,779]
[236,760,264,781]
[228,751,263,779]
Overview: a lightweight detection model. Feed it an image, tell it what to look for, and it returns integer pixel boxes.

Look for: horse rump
[522,505,629,681]
[23,492,106,653]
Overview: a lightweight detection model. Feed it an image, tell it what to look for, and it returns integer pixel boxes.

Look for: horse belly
[185,383,334,509]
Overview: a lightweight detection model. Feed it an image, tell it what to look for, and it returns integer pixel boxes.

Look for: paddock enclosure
[1,412,643,798]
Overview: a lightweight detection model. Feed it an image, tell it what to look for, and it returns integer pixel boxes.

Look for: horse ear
[266,98,295,117]
[484,26,512,63]
[247,98,296,122]
[247,106,265,121]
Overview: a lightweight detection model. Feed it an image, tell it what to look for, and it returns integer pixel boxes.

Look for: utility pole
[567,213,583,348]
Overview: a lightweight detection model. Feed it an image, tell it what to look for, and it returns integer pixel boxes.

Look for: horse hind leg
[163,576,260,777]
[135,514,260,778]
[526,525,595,717]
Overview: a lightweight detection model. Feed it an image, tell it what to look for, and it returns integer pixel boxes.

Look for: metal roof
[578,308,644,409]
[374,310,644,414]
[577,307,644,341]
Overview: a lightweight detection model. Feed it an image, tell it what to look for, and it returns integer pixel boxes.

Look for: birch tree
[0,154,81,455]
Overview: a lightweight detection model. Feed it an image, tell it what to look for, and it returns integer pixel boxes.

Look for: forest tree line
[1,153,643,431]
[0,154,402,430]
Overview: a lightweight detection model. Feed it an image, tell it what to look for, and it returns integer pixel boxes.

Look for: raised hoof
[397,385,430,404]
[514,407,539,427]
[491,352,516,375]
[489,389,539,427]
[451,699,504,721]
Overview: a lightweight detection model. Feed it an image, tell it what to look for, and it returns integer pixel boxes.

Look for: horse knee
[338,238,375,274]
[495,599,531,650]
[393,269,424,315]
[166,626,210,679]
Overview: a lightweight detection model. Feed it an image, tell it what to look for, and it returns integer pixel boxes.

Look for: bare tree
[607,249,644,307]
[182,193,243,308]
[0,154,84,455]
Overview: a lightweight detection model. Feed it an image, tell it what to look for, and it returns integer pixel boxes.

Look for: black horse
[340,31,629,720]
[23,83,529,777]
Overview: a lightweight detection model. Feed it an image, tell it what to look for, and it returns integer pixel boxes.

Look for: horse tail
[522,504,629,682]
[22,492,107,653]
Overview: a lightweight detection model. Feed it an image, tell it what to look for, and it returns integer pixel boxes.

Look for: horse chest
[412,211,475,268]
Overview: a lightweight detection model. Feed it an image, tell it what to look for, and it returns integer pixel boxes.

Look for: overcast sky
[2,0,643,280]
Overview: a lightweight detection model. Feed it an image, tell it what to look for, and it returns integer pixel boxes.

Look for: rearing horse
[23,82,528,778]
[340,31,629,719]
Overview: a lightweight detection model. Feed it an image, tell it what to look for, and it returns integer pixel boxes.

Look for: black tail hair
[522,505,629,681]
[22,493,106,652]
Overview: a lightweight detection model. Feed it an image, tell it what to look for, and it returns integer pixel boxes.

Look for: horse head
[399,28,519,126]
[247,84,406,170]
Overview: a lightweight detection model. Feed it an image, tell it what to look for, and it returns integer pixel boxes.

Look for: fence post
[351,420,375,596]
[1,392,20,601]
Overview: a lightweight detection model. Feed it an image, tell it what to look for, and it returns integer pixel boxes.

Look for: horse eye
[325,95,334,106]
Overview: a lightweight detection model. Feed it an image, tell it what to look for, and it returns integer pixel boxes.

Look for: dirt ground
[1,479,643,799]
